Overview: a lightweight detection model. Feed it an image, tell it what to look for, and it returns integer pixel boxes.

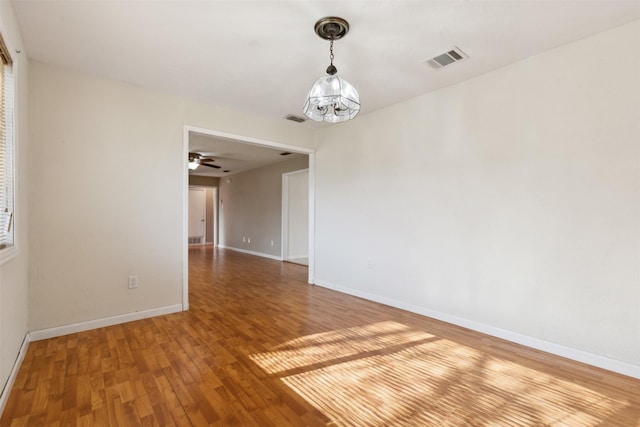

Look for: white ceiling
[13,1,640,123]
[13,1,640,174]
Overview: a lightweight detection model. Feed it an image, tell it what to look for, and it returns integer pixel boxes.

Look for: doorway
[188,188,206,245]
[182,125,316,310]
[188,186,218,246]
[282,169,309,265]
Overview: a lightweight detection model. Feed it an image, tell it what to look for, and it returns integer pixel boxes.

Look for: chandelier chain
[329,39,334,66]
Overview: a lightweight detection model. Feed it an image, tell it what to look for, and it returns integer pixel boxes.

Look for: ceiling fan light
[188,159,200,170]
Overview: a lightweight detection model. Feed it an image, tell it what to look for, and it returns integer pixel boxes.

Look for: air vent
[425,47,468,70]
[285,114,306,123]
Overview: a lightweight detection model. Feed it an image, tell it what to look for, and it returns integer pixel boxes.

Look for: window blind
[0,33,13,250]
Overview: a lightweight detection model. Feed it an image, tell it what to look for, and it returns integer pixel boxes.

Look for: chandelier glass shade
[303,17,360,123]
[303,74,360,123]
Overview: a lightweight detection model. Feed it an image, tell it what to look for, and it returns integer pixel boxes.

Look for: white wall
[219,156,308,258]
[29,62,314,331]
[314,20,640,372]
[0,0,29,408]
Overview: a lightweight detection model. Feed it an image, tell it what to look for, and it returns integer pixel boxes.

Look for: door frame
[212,186,218,246]
[188,185,218,246]
[188,187,207,244]
[182,125,316,310]
[282,168,309,262]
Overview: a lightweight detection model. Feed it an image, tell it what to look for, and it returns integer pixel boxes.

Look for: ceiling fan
[188,152,220,170]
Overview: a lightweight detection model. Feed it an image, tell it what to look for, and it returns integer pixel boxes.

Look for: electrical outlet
[128,274,138,289]
[248,237,251,243]
[243,236,246,242]
[270,240,274,247]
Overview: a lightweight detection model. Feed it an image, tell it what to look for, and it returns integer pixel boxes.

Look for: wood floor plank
[2,246,639,426]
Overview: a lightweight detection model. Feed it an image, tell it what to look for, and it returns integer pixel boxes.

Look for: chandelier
[303,17,360,123]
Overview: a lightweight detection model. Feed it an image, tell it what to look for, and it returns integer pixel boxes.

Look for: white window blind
[0,33,14,251]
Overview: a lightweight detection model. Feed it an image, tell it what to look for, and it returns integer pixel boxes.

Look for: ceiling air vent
[285,114,306,123]
[425,47,468,70]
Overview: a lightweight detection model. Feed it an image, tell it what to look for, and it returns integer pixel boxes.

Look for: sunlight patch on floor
[250,321,435,374]
[252,322,630,426]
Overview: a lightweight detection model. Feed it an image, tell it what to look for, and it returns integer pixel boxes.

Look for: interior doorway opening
[188,185,218,247]
[182,126,316,310]
[188,187,206,245]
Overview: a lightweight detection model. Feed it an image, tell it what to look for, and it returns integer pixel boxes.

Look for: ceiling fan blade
[200,158,216,163]
[201,163,221,169]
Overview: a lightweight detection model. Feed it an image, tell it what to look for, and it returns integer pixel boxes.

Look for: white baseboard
[29,304,183,341]
[314,279,640,380]
[0,333,30,417]
[218,245,283,261]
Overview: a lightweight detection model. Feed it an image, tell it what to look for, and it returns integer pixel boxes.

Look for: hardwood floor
[2,246,639,426]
